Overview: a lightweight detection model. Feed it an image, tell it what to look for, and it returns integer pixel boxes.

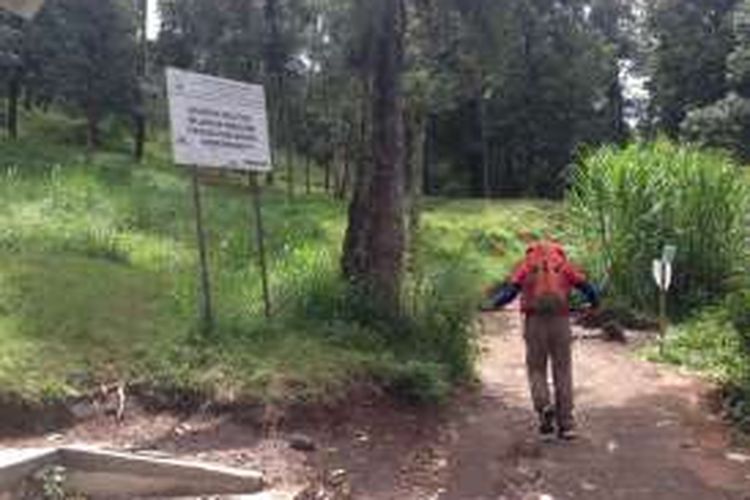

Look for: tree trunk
[263,0,282,187]
[23,85,33,112]
[134,111,146,161]
[305,155,312,194]
[133,0,148,162]
[341,0,406,310]
[324,161,332,193]
[404,106,425,289]
[336,140,352,200]
[422,112,436,196]
[283,81,295,200]
[341,78,372,279]
[86,103,100,151]
[7,76,19,140]
[479,94,490,199]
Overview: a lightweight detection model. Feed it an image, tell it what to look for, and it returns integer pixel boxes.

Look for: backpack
[523,242,570,315]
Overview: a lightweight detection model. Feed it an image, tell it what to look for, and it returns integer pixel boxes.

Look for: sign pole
[658,263,667,355]
[191,165,214,333]
[166,68,274,325]
[653,245,676,355]
[250,172,272,319]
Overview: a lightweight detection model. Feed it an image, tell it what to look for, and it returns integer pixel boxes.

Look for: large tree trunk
[341,0,406,310]
[341,78,372,279]
[404,105,425,302]
[336,139,352,200]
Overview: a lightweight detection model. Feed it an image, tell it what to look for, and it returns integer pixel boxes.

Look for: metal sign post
[652,245,677,354]
[191,165,214,333]
[166,68,273,332]
[249,173,271,318]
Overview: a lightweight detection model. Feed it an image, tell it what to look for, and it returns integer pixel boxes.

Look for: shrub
[569,140,749,316]
[727,288,750,352]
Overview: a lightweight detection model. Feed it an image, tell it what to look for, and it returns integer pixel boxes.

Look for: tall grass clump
[569,140,748,316]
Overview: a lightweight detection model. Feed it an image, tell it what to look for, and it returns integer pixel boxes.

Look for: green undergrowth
[0,133,557,406]
[569,140,748,317]
[646,300,750,431]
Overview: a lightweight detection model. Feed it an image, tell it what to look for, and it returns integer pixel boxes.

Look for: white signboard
[0,0,45,18]
[166,68,272,171]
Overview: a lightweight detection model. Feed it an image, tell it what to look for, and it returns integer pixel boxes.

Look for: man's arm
[482,262,527,311]
[575,281,600,309]
[485,282,522,310]
[564,262,600,309]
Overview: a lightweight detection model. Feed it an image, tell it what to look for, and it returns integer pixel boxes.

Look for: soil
[2,311,749,499]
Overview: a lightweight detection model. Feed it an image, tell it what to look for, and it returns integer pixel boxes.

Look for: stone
[289,434,317,452]
[725,452,750,464]
[68,400,96,420]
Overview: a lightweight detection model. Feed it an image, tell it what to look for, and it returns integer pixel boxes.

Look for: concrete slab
[0,446,264,499]
[0,448,59,492]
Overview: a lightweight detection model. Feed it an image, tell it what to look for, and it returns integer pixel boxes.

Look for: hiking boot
[538,407,556,440]
[557,426,578,441]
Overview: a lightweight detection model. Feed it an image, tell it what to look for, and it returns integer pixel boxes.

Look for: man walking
[483,240,599,440]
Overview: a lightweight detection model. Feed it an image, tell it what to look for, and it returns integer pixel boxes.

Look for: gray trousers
[523,314,574,430]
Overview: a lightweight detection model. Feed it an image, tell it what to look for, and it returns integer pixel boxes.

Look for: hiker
[482,240,599,440]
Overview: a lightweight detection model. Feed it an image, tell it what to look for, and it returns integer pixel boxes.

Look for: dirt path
[435,312,750,500]
[2,312,749,499]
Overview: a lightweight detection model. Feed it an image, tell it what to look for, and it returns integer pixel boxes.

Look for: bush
[727,288,750,352]
[653,308,746,381]
[379,360,452,404]
[569,140,749,316]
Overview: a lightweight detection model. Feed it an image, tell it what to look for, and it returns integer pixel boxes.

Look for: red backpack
[521,242,572,315]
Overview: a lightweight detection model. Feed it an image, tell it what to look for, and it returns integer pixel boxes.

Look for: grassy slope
[0,130,558,404]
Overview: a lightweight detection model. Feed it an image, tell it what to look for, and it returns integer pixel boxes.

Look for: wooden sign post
[166,68,273,333]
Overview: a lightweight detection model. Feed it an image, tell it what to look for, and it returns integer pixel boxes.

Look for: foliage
[727,286,750,353]
[569,140,749,316]
[22,0,138,147]
[681,93,750,159]
[647,307,750,430]
[675,0,750,159]
[402,0,631,197]
[0,132,556,404]
[652,309,746,381]
[647,0,736,136]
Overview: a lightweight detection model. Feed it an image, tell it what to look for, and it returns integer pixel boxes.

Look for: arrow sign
[0,0,45,19]
[652,259,673,292]
[662,244,677,264]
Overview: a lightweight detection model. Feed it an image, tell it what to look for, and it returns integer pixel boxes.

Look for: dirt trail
[2,312,749,499]
[435,312,750,500]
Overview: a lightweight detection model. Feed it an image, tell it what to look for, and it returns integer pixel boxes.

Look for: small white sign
[166,67,272,171]
[662,245,677,264]
[653,259,673,291]
[0,0,45,18]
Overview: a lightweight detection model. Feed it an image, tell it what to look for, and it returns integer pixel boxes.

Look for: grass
[0,128,558,405]
[645,306,750,431]
[646,309,746,382]
[569,140,749,316]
